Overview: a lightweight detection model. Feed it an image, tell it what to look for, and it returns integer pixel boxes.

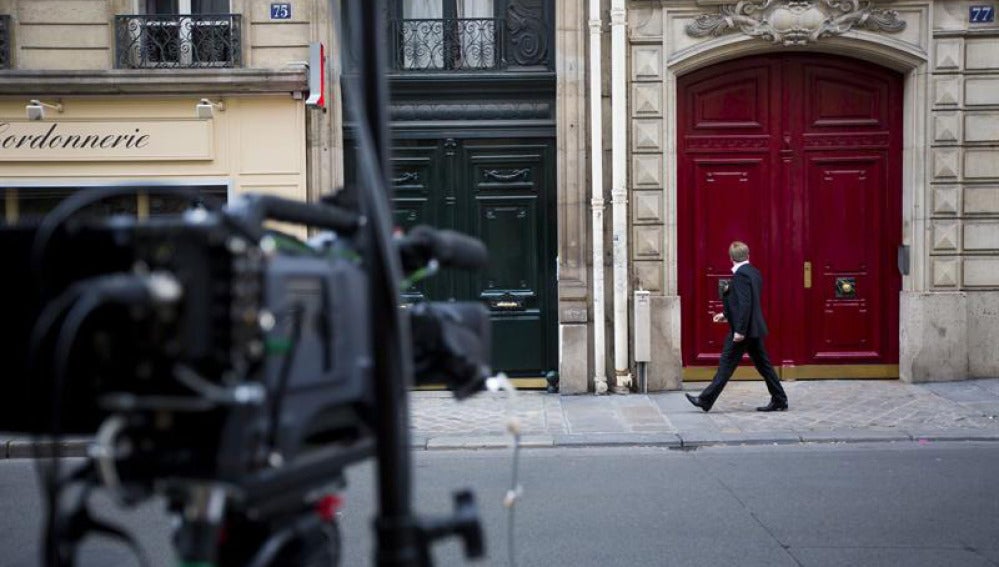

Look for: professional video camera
[0,187,492,566]
[0,1,498,563]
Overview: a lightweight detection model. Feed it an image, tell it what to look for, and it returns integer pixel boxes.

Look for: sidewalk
[409,379,999,450]
[4,380,999,457]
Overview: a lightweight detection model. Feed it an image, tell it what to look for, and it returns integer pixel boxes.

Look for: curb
[5,431,999,459]
[413,431,999,450]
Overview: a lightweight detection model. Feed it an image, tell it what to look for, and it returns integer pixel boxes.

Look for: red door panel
[678,54,902,374]
[805,154,886,361]
[678,59,779,367]
[688,157,772,365]
[801,64,892,130]
[687,65,772,130]
[796,58,902,366]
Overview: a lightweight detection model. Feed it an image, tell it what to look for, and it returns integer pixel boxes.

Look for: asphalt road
[1,442,997,566]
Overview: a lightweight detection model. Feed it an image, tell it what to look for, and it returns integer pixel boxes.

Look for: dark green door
[388,137,557,377]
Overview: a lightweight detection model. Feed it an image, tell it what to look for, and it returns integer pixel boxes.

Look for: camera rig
[0,188,491,566]
[0,1,495,565]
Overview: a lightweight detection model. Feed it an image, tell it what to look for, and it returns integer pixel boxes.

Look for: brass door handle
[804,261,812,289]
[836,277,857,298]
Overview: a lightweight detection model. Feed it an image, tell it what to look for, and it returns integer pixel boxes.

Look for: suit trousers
[699,333,787,407]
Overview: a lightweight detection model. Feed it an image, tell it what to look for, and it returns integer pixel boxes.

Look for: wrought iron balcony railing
[0,15,11,69]
[391,18,504,72]
[115,14,242,69]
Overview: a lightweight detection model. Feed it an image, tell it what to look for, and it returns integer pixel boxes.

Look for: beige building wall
[0,0,320,70]
[0,0,338,210]
[0,96,306,199]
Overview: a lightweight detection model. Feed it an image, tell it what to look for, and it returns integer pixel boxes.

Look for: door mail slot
[488,295,526,311]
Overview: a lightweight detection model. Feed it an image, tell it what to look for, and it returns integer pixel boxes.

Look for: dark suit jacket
[722,264,769,338]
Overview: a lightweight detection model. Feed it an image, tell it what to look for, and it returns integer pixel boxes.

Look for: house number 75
[270,3,292,20]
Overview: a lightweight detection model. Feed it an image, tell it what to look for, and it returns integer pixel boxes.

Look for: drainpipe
[610,0,632,393]
[588,0,608,394]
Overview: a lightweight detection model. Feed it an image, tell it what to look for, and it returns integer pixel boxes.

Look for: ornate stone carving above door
[685,0,906,46]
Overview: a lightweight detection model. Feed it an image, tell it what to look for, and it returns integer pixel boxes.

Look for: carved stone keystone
[686,0,906,46]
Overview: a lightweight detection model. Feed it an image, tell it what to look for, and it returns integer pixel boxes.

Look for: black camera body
[0,188,492,565]
[2,209,377,489]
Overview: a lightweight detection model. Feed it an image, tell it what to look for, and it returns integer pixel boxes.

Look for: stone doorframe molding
[654,3,930,383]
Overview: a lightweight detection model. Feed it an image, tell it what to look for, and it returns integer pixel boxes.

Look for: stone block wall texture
[624,0,999,385]
[929,21,999,293]
[921,2,999,381]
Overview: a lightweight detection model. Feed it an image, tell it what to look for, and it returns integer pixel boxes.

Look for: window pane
[456,17,495,68]
[457,0,492,18]
[148,186,227,216]
[15,189,136,221]
[145,0,179,15]
[192,0,230,14]
[401,1,443,69]
[402,0,443,19]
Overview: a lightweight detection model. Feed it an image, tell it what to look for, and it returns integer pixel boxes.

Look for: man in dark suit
[686,241,788,412]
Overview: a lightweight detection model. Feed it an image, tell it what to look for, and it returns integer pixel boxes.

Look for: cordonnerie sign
[0,120,213,161]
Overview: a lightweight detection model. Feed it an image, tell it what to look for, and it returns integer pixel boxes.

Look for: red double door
[678,54,903,379]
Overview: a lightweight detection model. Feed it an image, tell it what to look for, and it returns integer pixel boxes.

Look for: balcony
[391,18,503,72]
[0,15,11,69]
[115,14,242,69]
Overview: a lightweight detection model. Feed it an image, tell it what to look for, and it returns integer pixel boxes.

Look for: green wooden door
[387,137,556,377]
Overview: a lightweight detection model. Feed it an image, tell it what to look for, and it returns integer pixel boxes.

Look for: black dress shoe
[756,399,788,412]
[685,393,712,412]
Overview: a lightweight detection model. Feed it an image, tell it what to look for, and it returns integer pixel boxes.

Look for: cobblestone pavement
[679,379,999,433]
[6,380,999,457]
[409,379,999,442]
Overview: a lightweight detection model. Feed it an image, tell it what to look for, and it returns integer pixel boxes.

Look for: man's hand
[712,312,726,323]
[733,332,745,342]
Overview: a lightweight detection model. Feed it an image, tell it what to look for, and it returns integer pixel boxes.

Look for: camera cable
[486,373,523,567]
[265,302,306,459]
[34,273,181,566]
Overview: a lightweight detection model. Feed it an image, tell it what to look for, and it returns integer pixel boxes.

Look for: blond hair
[729,241,750,262]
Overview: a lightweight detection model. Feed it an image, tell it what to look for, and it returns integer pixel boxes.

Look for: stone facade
[554,0,999,392]
[5,0,995,390]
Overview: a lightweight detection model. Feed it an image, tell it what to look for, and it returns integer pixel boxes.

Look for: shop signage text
[0,120,213,162]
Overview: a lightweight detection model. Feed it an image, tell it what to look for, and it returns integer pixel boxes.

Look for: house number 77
[969,5,995,23]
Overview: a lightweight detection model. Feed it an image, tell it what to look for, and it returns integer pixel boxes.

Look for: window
[116,0,241,68]
[0,15,11,69]
[396,0,498,71]
[1,186,227,226]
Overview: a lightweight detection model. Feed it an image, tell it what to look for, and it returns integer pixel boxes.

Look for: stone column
[556,0,592,393]
[628,1,683,391]
[306,0,339,203]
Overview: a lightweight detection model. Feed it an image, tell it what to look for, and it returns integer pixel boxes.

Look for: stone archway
[677,52,905,379]
[624,1,931,388]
